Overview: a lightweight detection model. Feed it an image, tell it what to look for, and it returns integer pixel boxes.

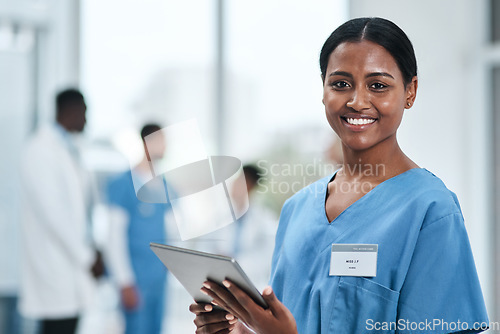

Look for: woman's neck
[339,138,417,182]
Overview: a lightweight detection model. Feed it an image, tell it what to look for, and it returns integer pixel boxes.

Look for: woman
[190,17,489,334]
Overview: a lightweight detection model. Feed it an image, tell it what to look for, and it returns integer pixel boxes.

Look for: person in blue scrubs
[107,124,170,334]
[190,18,489,334]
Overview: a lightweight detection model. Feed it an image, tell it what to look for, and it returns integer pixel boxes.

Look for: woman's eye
[370,82,388,90]
[331,81,350,89]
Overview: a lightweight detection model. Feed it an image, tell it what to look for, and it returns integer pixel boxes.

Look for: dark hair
[243,164,262,186]
[140,123,162,141]
[320,17,417,86]
[56,89,85,116]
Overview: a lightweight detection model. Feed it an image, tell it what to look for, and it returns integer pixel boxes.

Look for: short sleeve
[397,213,489,333]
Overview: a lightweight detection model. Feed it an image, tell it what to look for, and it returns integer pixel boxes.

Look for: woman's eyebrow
[328,71,352,78]
[366,72,395,79]
[328,71,395,79]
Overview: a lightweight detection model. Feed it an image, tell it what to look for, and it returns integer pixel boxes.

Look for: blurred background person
[106,123,171,334]
[18,89,104,334]
[226,164,278,290]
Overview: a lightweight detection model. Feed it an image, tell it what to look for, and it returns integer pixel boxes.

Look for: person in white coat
[19,89,104,334]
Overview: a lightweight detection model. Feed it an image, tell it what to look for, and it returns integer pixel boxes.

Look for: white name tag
[329,244,378,277]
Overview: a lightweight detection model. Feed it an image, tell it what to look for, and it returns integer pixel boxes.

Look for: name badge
[329,244,378,277]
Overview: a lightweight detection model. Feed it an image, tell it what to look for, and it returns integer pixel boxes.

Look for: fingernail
[263,286,272,296]
[203,282,210,289]
[225,314,234,320]
[200,289,208,295]
[211,300,218,306]
[204,304,212,311]
[229,319,238,325]
[222,280,231,288]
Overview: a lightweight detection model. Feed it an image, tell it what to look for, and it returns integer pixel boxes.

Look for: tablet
[150,243,268,309]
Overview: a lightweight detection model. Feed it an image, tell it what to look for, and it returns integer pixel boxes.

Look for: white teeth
[346,117,375,125]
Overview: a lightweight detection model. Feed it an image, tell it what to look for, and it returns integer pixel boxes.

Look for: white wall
[37,0,82,123]
[0,0,82,293]
[350,0,493,319]
[0,0,82,123]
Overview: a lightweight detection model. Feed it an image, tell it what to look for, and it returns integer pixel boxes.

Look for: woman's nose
[346,89,370,111]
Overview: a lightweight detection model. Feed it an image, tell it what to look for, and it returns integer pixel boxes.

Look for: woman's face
[322,40,417,152]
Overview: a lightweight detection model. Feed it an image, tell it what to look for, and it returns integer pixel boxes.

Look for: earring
[407,102,411,107]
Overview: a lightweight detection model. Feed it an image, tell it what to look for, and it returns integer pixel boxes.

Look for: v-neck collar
[322,167,424,225]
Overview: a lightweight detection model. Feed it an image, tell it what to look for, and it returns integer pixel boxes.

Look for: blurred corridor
[1,0,499,332]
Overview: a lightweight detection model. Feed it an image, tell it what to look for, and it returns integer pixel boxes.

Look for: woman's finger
[261,286,283,317]
[202,281,250,321]
[190,302,214,315]
[195,320,236,334]
[200,286,240,318]
[194,311,237,327]
[222,280,263,313]
[213,329,234,334]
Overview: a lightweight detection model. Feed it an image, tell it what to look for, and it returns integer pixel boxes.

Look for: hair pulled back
[320,17,417,86]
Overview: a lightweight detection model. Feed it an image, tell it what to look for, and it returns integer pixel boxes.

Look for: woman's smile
[341,114,378,131]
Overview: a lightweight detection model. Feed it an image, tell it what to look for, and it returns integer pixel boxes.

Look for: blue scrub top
[107,171,169,286]
[269,168,489,334]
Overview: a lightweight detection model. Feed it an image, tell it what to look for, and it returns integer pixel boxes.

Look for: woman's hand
[201,280,298,334]
[121,285,139,310]
[189,302,239,334]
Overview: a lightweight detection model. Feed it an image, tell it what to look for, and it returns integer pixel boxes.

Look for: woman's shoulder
[403,168,458,199]
[397,168,463,223]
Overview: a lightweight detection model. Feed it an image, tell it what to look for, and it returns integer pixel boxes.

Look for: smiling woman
[190,17,489,334]
[323,40,416,153]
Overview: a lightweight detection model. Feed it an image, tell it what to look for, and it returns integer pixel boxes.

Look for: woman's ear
[405,76,418,109]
